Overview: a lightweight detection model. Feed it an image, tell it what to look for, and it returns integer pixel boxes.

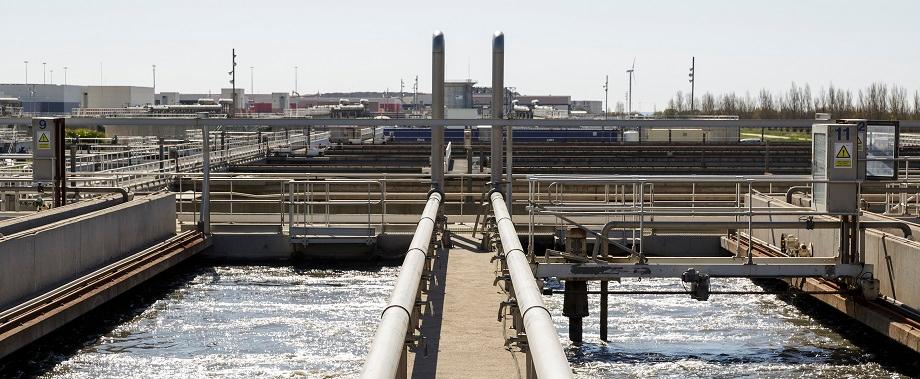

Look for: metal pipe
[0,186,132,204]
[66,186,133,203]
[863,221,914,240]
[198,113,211,234]
[430,31,445,191]
[490,191,573,379]
[361,192,442,378]
[501,32,512,206]
[785,185,811,203]
[491,31,504,191]
[593,220,914,257]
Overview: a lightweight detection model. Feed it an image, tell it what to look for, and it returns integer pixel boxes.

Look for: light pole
[50,69,53,85]
[24,61,28,84]
[63,66,68,85]
[250,66,254,96]
[688,56,696,113]
[43,62,47,84]
[152,64,156,95]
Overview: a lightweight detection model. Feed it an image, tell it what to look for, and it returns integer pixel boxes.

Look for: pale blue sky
[6,0,919,111]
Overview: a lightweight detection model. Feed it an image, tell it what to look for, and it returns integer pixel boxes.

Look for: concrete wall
[0,193,176,311]
[0,194,124,237]
[750,194,920,310]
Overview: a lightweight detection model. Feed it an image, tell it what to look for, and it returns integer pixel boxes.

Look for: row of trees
[659,83,920,120]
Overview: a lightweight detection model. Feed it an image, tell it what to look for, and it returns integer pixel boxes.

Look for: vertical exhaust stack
[431,31,445,191]
[491,31,504,192]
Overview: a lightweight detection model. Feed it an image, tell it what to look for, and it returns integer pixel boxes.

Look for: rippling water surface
[543,278,917,378]
[3,264,917,378]
[10,264,397,379]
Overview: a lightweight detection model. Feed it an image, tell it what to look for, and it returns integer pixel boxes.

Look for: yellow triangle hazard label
[836,145,850,159]
[38,133,49,143]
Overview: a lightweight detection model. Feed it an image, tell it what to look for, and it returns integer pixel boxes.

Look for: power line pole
[689,56,695,113]
[603,74,609,119]
[399,78,404,119]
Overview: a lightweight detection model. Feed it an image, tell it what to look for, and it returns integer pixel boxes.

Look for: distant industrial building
[514,95,571,111]
[444,80,475,109]
[0,84,82,113]
[571,100,603,115]
[82,86,153,108]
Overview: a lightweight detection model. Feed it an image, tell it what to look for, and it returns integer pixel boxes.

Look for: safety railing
[526,175,867,264]
[489,191,573,379]
[361,191,443,378]
[287,179,386,239]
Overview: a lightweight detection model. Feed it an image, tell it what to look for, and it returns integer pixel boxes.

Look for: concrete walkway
[408,245,524,379]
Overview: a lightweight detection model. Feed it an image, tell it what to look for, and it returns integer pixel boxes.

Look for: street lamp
[63,66,68,85]
[23,61,28,84]
[42,62,47,84]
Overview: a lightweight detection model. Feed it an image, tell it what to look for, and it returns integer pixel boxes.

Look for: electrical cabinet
[812,123,862,213]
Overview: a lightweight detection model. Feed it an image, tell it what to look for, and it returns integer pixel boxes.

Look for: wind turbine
[626,58,636,115]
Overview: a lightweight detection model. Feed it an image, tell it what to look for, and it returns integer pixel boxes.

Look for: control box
[812,123,861,213]
[32,117,63,185]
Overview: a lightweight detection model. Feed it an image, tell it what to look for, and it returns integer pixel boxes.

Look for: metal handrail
[287,179,385,232]
[361,192,442,378]
[490,191,573,379]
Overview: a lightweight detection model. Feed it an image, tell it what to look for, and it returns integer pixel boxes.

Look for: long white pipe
[361,192,442,378]
[491,32,504,191]
[431,31,445,190]
[490,191,573,379]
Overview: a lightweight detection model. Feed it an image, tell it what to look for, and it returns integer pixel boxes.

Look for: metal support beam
[535,260,869,280]
[11,117,913,129]
[198,113,210,234]
[506,125,512,208]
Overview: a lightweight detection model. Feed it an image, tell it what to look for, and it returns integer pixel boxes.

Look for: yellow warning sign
[834,142,852,168]
[836,144,850,159]
[37,131,51,149]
